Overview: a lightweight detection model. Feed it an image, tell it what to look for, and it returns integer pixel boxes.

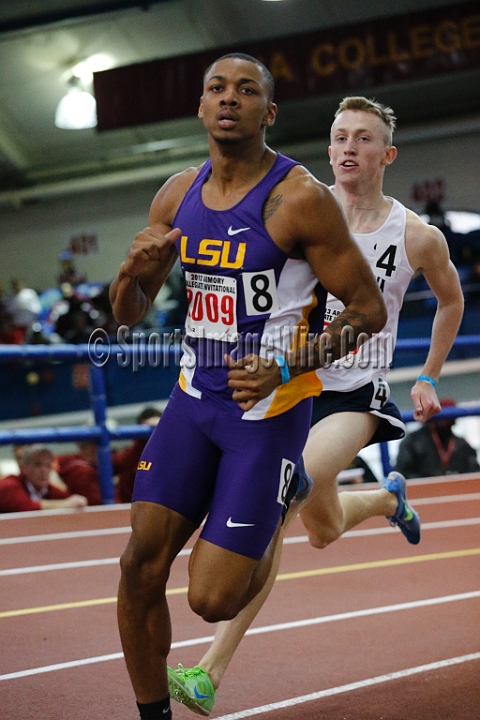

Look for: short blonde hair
[334,96,396,144]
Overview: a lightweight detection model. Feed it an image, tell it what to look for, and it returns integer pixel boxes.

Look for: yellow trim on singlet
[264,370,322,418]
[264,288,323,418]
[178,369,187,392]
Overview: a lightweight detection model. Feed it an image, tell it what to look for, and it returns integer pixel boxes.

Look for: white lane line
[0,527,131,545]
[1,591,479,681]
[0,558,120,576]
[2,518,480,575]
[0,546,192,576]
[411,492,480,504]
[0,652,125,681]
[1,493,479,546]
[213,652,480,720]
[286,516,480,542]
[342,516,480,537]
[0,504,131,520]
[2,503,480,548]
[406,473,480,486]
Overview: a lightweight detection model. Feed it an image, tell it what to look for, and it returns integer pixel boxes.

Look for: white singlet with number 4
[319,196,414,393]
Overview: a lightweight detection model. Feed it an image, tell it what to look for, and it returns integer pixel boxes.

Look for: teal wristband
[275,355,291,384]
[417,374,437,388]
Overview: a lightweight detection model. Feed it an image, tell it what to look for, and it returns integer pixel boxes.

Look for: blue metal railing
[0,343,178,504]
[0,336,479,499]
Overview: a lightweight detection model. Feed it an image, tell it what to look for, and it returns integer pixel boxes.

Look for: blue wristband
[275,355,291,384]
[417,374,437,388]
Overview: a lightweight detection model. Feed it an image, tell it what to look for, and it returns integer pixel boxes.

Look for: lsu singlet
[173,152,326,420]
[319,196,414,393]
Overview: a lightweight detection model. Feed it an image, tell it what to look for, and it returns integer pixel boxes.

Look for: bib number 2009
[185,271,237,340]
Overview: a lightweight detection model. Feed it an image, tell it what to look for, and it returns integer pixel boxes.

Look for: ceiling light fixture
[55,75,97,130]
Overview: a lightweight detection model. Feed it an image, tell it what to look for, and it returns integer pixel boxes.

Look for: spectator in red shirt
[55,440,103,505]
[0,312,25,344]
[0,445,87,513]
[113,407,162,503]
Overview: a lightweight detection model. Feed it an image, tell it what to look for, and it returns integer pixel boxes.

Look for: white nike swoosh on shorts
[226,517,255,528]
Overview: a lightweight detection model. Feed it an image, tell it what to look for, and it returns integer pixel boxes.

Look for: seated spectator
[0,312,24,344]
[395,398,480,479]
[0,445,87,512]
[24,321,62,345]
[113,407,162,503]
[60,308,95,343]
[91,284,119,338]
[53,283,96,343]
[57,250,86,286]
[55,440,103,505]
[3,278,42,342]
[1,444,65,488]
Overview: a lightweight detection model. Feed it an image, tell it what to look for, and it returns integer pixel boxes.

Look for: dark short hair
[136,406,162,424]
[204,53,275,101]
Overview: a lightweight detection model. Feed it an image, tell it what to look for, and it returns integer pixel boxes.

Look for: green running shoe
[167,664,216,716]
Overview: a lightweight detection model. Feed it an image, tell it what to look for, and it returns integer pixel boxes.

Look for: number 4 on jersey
[376,244,397,277]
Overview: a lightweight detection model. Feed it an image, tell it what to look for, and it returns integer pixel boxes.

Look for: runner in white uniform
[308,193,412,443]
[167,96,464,716]
[322,194,412,392]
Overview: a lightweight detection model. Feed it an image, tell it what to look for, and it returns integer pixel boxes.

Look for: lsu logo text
[137,460,152,471]
[181,235,246,269]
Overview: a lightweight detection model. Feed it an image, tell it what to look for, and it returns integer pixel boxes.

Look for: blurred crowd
[2,396,479,514]
[0,250,187,346]
[402,203,480,316]
[0,213,478,347]
[0,406,162,513]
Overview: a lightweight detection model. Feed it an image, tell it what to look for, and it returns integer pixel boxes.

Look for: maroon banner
[94,1,480,131]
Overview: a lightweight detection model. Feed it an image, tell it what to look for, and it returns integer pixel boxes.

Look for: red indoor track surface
[1,474,479,720]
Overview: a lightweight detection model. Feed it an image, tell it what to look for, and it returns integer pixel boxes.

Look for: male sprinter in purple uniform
[167,96,464,716]
[109,56,386,720]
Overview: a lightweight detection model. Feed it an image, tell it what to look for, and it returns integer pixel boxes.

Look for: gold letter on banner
[338,37,365,71]
[270,52,295,82]
[434,21,461,53]
[462,14,480,48]
[410,25,435,58]
[311,43,336,75]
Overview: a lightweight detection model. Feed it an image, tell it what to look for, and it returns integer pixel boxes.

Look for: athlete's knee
[301,510,343,549]
[119,543,169,595]
[308,524,342,549]
[188,584,244,623]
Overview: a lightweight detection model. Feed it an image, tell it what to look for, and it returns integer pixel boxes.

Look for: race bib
[277,458,295,506]
[370,376,391,409]
[242,269,279,316]
[374,238,400,282]
[323,304,341,329]
[185,271,238,341]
